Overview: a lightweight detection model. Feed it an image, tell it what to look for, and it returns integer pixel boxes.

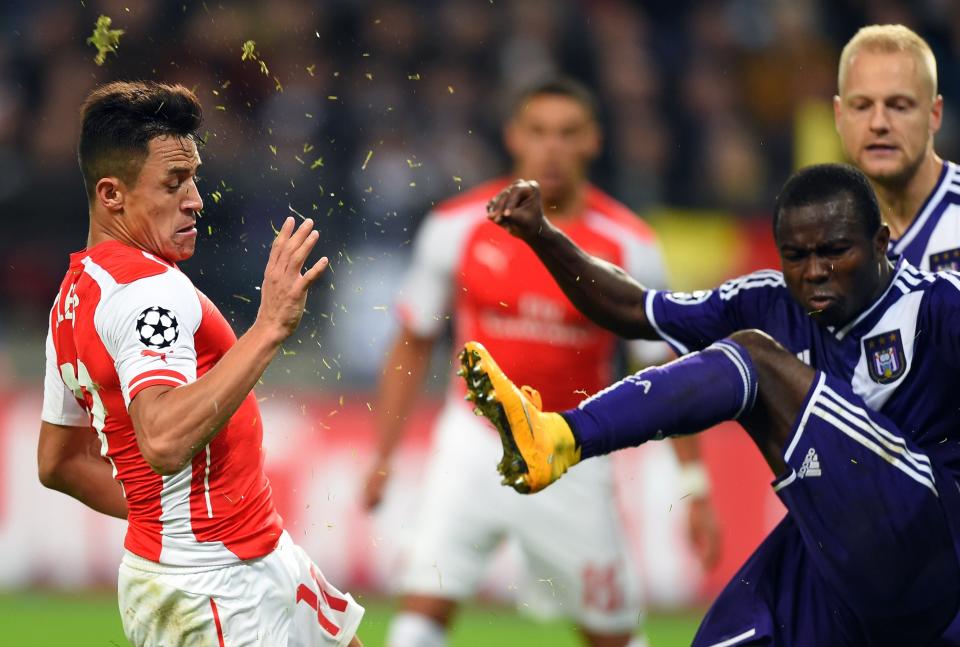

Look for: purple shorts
[693,372,960,647]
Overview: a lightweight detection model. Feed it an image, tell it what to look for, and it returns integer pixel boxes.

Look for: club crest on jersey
[864,330,905,384]
[928,248,960,272]
[136,306,179,349]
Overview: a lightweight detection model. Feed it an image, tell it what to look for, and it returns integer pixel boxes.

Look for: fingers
[502,182,530,217]
[278,218,317,271]
[268,216,296,266]
[487,179,538,223]
[297,256,329,289]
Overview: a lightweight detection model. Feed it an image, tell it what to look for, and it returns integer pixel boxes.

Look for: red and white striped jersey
[396,178,668,411]
[42,240,282,566]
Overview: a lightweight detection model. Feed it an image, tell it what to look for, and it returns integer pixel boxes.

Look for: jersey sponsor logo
[136,306,180,349]
[928,247,960,272]
[864,330,906,384]
[664,289,713,305]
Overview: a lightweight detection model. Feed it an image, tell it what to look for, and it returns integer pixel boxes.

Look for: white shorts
[400,402,643,634]
[118,531,364,646]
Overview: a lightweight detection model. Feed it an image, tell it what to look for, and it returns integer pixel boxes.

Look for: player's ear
[930,94,944,135]
[95,177,125,213]
[832,95,842,132]
[874,224,890,257]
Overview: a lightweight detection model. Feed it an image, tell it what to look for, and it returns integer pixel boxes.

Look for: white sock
[385,612,448,647]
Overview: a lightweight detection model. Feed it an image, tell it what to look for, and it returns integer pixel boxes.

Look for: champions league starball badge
[136,306,179,349]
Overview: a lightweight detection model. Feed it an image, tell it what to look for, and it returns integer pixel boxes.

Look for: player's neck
[87,213,140,253]
[872,153,943,240]
[540,184,587,223]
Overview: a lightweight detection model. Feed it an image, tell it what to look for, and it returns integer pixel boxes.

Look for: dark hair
[773,163,882,240]
[78,80,203,200]
[509,76,600,122]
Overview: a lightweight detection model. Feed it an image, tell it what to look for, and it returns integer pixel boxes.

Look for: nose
[803,256,831,282]
[868,103,890,133]
[182,178,204,214]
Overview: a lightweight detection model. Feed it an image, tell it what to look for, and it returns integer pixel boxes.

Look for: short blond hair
[838,24,937,99]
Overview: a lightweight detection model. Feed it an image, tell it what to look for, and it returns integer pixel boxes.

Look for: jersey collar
[831,258,907,341]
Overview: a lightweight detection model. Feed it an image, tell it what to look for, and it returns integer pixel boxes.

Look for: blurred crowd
[3,0,960,383]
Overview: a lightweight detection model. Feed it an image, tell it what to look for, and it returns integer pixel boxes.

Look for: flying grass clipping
[87,15,124,66]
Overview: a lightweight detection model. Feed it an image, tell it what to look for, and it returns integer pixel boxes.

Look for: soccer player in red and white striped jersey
[38,81,364,646]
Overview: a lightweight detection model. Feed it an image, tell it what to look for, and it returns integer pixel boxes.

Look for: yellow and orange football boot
[458,341,581,493]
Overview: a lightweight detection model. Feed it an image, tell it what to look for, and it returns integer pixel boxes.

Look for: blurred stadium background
[2,1,958,645]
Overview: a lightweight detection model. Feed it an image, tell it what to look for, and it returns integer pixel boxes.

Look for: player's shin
[562,340,758,459]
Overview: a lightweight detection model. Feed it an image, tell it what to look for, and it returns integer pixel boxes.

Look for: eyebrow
[166,161,202,176]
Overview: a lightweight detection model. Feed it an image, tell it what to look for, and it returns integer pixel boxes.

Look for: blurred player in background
[835,24,960,269]
[37,81,364,646]
[361,78,720,647]
[476,164,960,646]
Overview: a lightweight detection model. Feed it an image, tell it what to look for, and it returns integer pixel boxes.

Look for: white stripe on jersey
[809,398,937,496]
[939,270,960,294]
[645,289,690,355]
[706,628,758,647]
[785,372,827,462]
[820,385,933,475]
[835,263,906,340]
[718,271,785,301]
[892,162,958,255]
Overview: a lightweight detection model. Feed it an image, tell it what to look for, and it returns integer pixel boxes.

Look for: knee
[726,329,787,369]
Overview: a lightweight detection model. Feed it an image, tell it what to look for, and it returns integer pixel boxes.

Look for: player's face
[122,135,203,262]
[834,50,942,187]
[777,198,889,328]
[505,94,600,204]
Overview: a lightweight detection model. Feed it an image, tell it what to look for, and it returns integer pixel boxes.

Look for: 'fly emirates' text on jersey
[890,160,960,270]
[42,241,283,567]
[397,178,667,411]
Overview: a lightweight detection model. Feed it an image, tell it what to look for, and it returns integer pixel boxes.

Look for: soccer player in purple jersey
[835,25,960,270]
[469,164,960,646]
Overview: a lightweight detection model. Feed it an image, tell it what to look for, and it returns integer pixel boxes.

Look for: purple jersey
[890,160,960,271]
[645,260,960,480]
[646,261,960,645]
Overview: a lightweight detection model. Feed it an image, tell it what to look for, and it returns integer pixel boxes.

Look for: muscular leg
[724,330,814,475]
[563,329,813,476]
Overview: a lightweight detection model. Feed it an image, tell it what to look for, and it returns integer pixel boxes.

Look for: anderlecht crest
[929,247,960,272]
[864,330,905,384]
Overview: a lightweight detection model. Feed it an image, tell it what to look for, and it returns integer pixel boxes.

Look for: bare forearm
[527,223,657,339]
[374,332,434,462]
[39,424,128,519]
[47,454,127,518]
[133,322,282,473]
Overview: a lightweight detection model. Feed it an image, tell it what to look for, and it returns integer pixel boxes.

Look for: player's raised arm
[129,216,328,475]
[488,179,658,340]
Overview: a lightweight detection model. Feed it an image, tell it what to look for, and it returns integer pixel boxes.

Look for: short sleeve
[645,270,786,355]
[40,326,89,426]
[96,270,202,407]
[926,272,960,365]
[395,209,477,337]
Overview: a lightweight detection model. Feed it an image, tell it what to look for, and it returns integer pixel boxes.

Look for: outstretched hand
[486,179,547,241]
[256,216,328,343]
